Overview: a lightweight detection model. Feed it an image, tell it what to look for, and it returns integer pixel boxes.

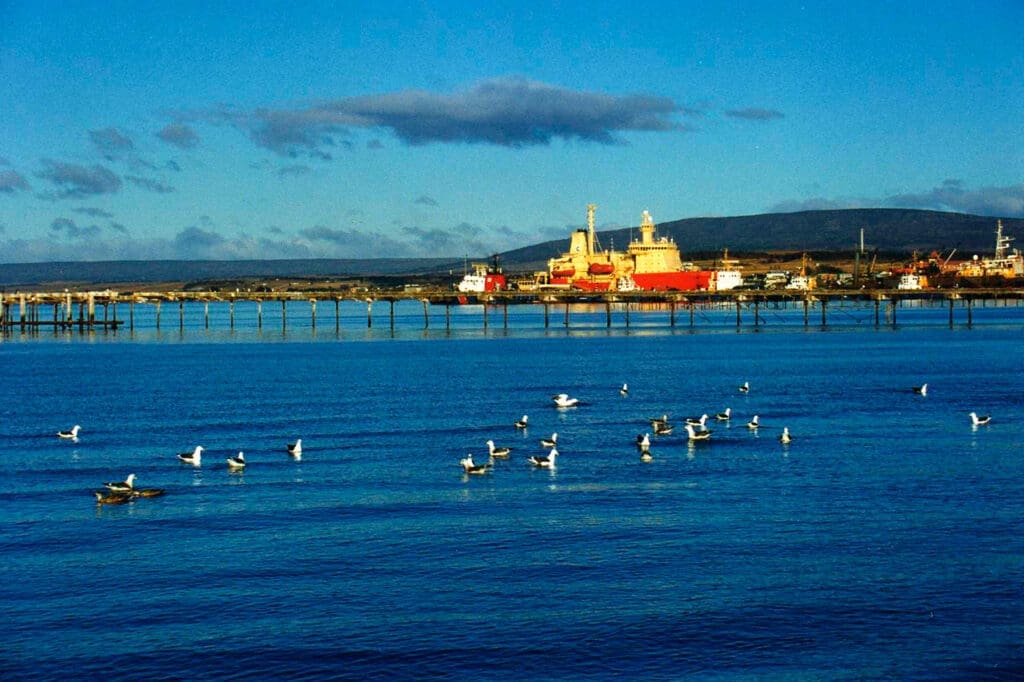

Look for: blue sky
[1,1,1022,262]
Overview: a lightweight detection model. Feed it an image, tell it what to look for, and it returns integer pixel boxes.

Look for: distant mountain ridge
[1,209,1019,287]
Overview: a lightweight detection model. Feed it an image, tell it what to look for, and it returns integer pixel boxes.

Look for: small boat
[226,452,246,470]
[58,425,81,440]
[969,412,991,426]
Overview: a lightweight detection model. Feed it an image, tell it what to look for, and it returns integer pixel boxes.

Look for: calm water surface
[2,303,1022,679]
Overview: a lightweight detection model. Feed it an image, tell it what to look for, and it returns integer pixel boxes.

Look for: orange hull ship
[546,205,712,291]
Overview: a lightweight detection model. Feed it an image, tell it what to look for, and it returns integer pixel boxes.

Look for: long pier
[1,288,1022,333]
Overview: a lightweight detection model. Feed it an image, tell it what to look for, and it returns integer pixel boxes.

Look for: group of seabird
[60,425,305,504]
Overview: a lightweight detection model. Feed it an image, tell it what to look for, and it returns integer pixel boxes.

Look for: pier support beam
[754,299,760,326]
[130,300,135,331]
[282,299,287,331]
[445,303,451,330]
[483,302,489,329]
[890,298,897,328]
[204,302,210,329]
[310,299,317,330]
[670,301,676,327]
[366,299,373,328]
[335,298,341,332]
[949,298,954,328]
[625,301,630,328]
[155,300,162,330]
[874,298,880,327]
[257,300,262,329]
[967,297,973,328]
[503,300,508,329]
[422,299,430,329]
[544,303,550,329]
[605,301,612,328]
[178,300,184,331]
[563,302,570,328]
[736,300,741,328]
[803,298,809,327]
[389,299,395,331]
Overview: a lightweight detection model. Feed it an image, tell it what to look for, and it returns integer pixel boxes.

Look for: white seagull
[620,383,629,396]
[487,440,512,458]
[552,393,579,408]
[527,448,558,468]
[685,414,709,427]
[747,415,760,430]
[969,412,991,426]
[58,425,81,440]
[514,415,529,429]
[653,421,674,435]
[287,439,302,456]
[649,414,669,427]
[913,383,928,396]
[738,381,750,393]
[226,452,246,469]
[460,454,492,475]
[636,433,651,451]
[684,424,712,441]
[779,427,792,444]
[177,445,203,466]
[103,473,136,493]
[715,408,732,421]
[540,433,558,448]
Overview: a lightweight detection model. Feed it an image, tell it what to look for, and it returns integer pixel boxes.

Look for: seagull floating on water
[779,427,793,444]
[177,445,203,466]
[227,452,246,469]
[913,384,928,396]
[95,491,133,505]
[287,439,302,456]
[715,408,732,421]
[653,421,674,435]
[685,414,709,427]
[58,425,81,440]
[540,433,558,448]
[527,448,558,468]
[103,473,136,493]
[738,381,750,393]
[636,433,651,451]
[552,393,579,408]
[747,415,760,430]
[649,414,669,427]
[514,415,529,429]
[684,424,712,441]
[487,440,511,458]
[460,454,492,475]
[969,412,991,426]
[620,383,629,396]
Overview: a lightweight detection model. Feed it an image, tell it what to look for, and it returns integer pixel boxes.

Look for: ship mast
[587,204,597,254]
[640,210,655,245]
[995,219,1010,260]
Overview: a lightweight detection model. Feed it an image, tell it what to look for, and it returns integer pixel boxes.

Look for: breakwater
[1,288,1022,334]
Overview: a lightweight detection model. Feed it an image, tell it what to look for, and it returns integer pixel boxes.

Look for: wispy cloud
[725,108,784,121]
[89,128,135,158]
[156,123,200,149]
[194,78,684,157]
[276,165,312,178]
[37,160,122,198]
[126,175,175,193]
[73,206,114,218]
[0,170,30,193]
[50,217,101,239]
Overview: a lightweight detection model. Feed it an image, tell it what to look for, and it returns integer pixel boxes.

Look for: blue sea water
[2,301,1023,679]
